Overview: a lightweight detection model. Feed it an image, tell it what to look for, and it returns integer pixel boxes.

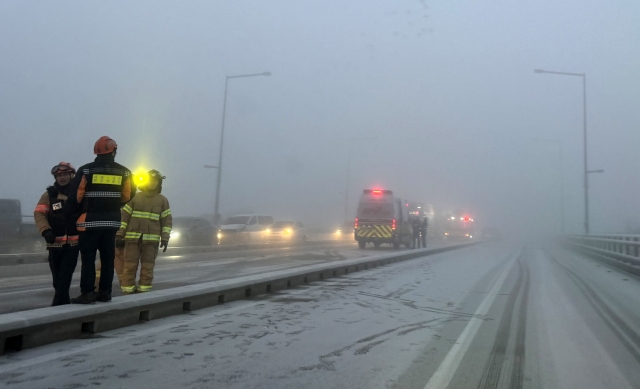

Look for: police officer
[411,216,421,249]
[34,162,81,306]
[67,136,134,304]
[420,216,428,248]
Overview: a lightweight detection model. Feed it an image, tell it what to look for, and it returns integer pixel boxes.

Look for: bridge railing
[566,234,640,267]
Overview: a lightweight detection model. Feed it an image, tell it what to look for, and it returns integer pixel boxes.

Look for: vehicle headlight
[265,229,271,234]
[336,229,342,235]
[217,232,222,239]
[170,231,181,239]
[284,228,292,234]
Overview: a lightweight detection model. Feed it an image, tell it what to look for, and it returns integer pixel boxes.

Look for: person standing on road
[66,136,134,304]
[411,217,421,249]
[117,170,172,294]
[34,162,81,306]
[420,216,428,248]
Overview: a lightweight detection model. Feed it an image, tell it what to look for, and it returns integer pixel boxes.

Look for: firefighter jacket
[65,155,133,231]
[117,189,172,243]
[34,183,80,249]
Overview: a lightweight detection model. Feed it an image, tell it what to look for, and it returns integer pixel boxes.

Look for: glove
[115,236,125,248]
[42,229,56,244]
[160,240,168,252]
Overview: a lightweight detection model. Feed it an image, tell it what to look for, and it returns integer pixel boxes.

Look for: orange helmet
[51,161,76,176]
[94,136,117,155]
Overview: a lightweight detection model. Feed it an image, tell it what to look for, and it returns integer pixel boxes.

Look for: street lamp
[214,72,271,225]
[344,137,376,221]
[534,68,602,234]
[532,139,565,234]
[204,165,219,222]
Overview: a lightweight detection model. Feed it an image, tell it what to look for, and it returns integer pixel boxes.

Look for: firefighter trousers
[79,229,116,295]
[48,246,80,306]
[94,246,125,289]
[120,238,159,293]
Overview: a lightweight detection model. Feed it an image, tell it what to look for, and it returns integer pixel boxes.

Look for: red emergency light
[372,190,383,195]
[392,219,396,230]
[463,217,470,221]
[354,217,359,229]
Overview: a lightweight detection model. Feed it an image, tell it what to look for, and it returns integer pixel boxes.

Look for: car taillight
[392,219,396,230]
[354,218,359,229]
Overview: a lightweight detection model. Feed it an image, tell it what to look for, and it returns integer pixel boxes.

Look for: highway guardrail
[566,234,640,274]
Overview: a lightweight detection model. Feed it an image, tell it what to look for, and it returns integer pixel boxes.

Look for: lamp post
[214,72,271,226]
[534,68,601,234]
[533,139,565,234]
[204,165,219,222]
[344,137,376,222]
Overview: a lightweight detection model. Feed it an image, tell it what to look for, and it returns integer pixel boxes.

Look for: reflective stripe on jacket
[34,187,80,249]
[66,155,133,231]
[117,190,172,243]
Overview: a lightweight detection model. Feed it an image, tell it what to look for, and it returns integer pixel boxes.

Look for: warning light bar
[363,189,393,195]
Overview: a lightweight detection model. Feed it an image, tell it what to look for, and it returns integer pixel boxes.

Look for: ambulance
[354,189,412,249]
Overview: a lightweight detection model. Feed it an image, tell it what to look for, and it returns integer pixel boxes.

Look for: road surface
[0,240,448,314]
[1,242,639,388]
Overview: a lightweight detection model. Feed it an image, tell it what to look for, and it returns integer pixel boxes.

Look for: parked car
[334,221,355,239]
[218,214,274,244]
[170,217,216,246]
[266,221,307,242]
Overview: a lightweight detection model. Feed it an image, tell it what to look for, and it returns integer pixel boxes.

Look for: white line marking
[0,287,51,296]
[423,257,515,389]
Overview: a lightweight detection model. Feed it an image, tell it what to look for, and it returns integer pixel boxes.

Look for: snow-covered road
[1,243,639,388]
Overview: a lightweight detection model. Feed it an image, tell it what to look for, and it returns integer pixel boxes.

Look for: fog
[1,1,639,239]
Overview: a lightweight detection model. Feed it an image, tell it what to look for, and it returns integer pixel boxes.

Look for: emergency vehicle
[443,214,475,240]
[354,189,412,249]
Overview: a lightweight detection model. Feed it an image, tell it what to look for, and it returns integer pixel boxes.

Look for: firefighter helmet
[50,162,76,176]
[94,136,118,155]
[147,169,166,193]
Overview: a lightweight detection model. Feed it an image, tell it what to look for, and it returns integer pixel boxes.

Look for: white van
[218,214,275,244]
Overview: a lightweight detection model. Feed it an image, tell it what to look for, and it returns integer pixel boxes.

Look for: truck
[0,199,43,253]
[354,189,412,249]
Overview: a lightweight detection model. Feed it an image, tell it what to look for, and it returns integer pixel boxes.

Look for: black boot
[96,290,112,302]
[71,292,96,304]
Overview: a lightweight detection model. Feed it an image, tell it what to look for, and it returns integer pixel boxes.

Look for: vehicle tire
[358,240,366,249]
[393,241,400,249]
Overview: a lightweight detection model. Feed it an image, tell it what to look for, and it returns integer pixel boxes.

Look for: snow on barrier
[0,242,477,354]
[566,234,640,275]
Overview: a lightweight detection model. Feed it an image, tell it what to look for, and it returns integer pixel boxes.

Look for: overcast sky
[1,1,639,237]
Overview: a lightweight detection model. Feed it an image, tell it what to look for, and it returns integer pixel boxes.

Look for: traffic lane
[0,244,511,389]
[411,247,640,389]
[0,241,450,315]
[0,240,358,282]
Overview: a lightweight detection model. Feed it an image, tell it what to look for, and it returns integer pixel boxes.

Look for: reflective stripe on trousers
[120,239,159,289]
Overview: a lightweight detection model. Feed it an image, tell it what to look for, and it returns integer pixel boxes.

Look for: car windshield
[224,216,251,225]
[172,218,195,228]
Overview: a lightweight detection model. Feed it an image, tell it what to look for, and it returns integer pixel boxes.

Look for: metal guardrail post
[635,237,639,257]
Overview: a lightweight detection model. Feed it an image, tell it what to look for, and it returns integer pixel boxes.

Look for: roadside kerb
[0,241,477,354]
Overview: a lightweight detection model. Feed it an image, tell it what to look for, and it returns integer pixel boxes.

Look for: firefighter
[117,170,172,294]
[66,136,134,304]
[420,216,428,248]
[411,216,421,249]
[34,162,81,306]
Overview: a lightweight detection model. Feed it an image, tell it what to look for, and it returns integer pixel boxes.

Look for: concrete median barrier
[0,241,478,354]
